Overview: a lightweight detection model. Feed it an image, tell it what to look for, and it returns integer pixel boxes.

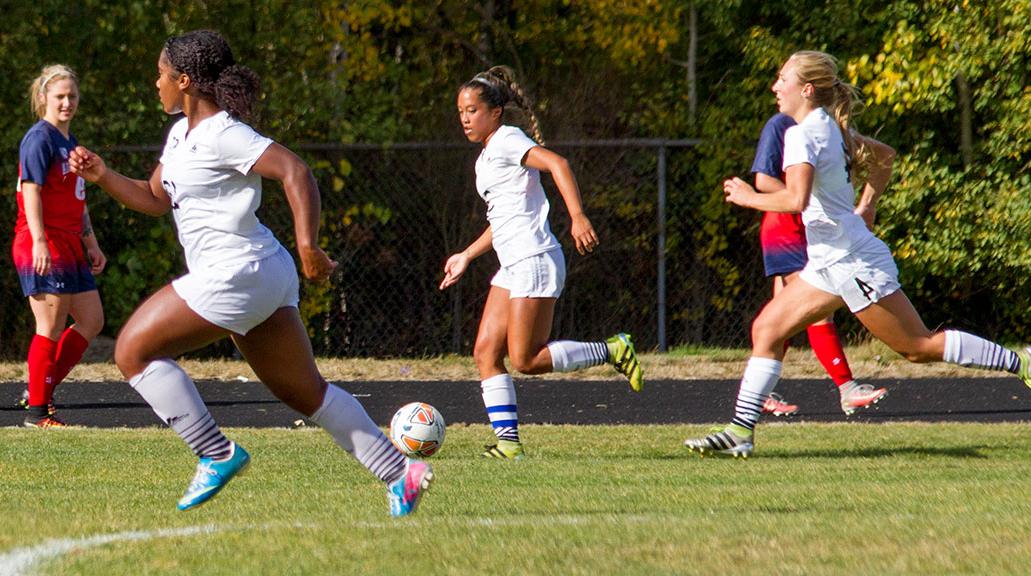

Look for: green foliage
[0,0,1028,355]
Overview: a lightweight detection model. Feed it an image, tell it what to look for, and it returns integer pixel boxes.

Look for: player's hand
[87,246,107,274]
[723,176,757,208]
[299,245,338,282]
[439,252,469,290]
[32,238,52,276]
[570,213,599,255]
[68,146,107,183]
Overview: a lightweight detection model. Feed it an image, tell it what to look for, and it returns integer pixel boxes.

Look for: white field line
[0,523,311,576]
[0,514,681,574]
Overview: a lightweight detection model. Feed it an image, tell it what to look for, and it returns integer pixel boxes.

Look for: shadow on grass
[761,445,990,459]
[611,444,991,461]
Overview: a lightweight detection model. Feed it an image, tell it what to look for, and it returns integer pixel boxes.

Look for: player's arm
[81,206,99,250]
[439,226,491,290]
[725,163,813,213]
[754,172,786,195]
[523,146,598,255]
[463,226,494,261]
[250,142,337,282]
[854,135,896,229]
[68,146,171,216]
[81,206,106,274]
[20,181,51,275]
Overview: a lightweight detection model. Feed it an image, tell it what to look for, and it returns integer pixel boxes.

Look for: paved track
[3,377,1031,428]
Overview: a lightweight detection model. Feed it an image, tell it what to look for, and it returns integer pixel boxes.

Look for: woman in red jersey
[13,64,105,428]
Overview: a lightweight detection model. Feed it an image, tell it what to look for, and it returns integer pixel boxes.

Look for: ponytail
[830,80,869,176]
[214,64,260,121]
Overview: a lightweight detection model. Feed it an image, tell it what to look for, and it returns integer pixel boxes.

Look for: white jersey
[159,111,280,271]
[783,107,878,269]
[475,125,561,267]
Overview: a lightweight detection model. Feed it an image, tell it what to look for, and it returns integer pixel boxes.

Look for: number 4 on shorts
[855,278,874,301]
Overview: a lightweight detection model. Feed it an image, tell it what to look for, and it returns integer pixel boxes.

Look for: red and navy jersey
[15,120,86,236]
[751,113,807,277]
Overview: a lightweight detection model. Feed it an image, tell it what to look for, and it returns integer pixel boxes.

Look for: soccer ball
[389,402,446,458]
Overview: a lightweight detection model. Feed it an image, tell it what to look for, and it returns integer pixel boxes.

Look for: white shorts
[490,248,566,299]
[172,246,300,335]
[798,238,901,313]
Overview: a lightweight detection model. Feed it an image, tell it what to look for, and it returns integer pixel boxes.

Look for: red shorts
[11,229,96,296]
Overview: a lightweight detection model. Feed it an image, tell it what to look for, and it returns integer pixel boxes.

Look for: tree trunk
[956,72,973,167]
[688,1,697,125]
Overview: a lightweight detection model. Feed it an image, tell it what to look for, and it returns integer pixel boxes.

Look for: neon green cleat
[482,439,525,460]
[683,424,754,458]
[1017,347,1031,390]
[607,333,643,392]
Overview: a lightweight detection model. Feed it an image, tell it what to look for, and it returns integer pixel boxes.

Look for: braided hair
[164,30,260,121]
[460,65,544,145]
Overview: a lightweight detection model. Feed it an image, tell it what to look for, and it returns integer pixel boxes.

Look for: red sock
[27,335,58,406]
[807,322,853,386]
[53,327,90,387]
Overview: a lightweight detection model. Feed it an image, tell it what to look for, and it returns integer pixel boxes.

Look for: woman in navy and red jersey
[13,64,106,428]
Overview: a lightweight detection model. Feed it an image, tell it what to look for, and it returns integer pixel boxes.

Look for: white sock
[730,357,783,431]
[129,359,231,460]
[943,330,1019,372]
[310,384,406,484]
[481,373,519,442]
[547,340,608,372]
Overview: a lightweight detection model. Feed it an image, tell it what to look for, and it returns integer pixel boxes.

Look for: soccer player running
[751,112,887,417]
[684,50,1031,458]
[14,64,106,428]
[439,65,643,460]
[69,30,432,516]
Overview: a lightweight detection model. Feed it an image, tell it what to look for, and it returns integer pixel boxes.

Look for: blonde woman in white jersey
[440,66,644,460]
[684,50,1031,458]
[68,30,432,516]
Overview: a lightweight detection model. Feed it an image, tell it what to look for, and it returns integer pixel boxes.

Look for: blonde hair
[29,64,78,119]
[788,51,869,174]
[461,65,545,145]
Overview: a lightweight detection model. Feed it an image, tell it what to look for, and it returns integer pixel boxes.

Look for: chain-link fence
[97,139,771,358]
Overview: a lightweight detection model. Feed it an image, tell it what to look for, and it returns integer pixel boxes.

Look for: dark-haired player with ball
[70,29,432,515]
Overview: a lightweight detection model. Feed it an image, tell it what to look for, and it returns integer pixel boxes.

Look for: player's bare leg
[474,287,523,459]
[686,279,843,457]
[235,306,420,515]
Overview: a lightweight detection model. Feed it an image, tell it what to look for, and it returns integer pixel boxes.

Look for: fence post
[657,143,668,352]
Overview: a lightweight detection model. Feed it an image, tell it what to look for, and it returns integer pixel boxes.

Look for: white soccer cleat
[761,393,798,417]
[839,381,888,416]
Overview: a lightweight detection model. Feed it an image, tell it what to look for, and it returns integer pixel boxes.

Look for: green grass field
[4,423,1031,575]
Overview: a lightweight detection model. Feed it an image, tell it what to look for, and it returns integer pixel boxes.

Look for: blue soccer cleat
[387,459,434,517]
[177,442,251,511]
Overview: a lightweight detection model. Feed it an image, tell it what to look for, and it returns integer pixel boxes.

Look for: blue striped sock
[482,373,519,443]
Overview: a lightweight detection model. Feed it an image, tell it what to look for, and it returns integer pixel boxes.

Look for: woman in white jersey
[684,50,1031,458]
[68,30,432,516]
[439,65,643,460]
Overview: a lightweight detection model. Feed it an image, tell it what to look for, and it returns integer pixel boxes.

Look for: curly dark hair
[164,29,260,120]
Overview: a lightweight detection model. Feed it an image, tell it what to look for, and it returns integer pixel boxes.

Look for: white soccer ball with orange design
[389,402,446,458]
